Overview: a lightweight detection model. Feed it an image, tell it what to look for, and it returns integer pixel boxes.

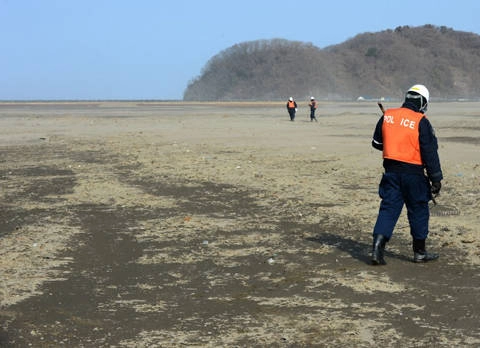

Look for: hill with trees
[183,25,480,101]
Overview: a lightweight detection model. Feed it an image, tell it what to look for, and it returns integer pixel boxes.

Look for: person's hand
[431,181,442,195]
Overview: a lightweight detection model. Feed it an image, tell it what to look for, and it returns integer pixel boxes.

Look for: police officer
[286,97,297,121]
[309,96,318,122]
[371,84,443,265]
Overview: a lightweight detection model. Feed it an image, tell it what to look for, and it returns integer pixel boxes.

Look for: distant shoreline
[1,98,479,104]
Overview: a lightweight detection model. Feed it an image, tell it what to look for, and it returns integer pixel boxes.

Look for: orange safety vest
[288,101,295,108]
[382,107,425,165]
[309,100,317,108]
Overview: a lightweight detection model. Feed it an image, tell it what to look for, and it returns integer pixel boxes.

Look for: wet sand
[0,101,479,346]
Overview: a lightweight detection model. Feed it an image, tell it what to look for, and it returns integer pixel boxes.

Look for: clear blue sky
[1,0,479,100]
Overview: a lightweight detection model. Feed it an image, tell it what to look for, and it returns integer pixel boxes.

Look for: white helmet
[407,84,429,102]
[406,84,429,112]
[310,96,315,100]
[289,97,293,101]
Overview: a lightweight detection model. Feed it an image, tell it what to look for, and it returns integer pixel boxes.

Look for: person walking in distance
[309,96,318,122]
[370,84,443,265]
[286,97,297,121]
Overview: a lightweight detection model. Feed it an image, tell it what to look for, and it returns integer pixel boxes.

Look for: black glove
[431,181,442,195]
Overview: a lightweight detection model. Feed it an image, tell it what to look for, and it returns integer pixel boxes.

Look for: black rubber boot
[413,239,439,263]
[371,234,388,265]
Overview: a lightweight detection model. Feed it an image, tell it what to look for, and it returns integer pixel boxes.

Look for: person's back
[370,84,442,265]
[381,107,425,166]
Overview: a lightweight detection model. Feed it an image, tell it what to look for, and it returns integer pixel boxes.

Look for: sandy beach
[0,101,479,346]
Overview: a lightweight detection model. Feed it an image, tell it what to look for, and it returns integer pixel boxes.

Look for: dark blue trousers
[288,109,296,121]
[373,172,431,240]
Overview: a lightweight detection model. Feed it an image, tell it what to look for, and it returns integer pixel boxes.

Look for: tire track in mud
[1,146,479,347]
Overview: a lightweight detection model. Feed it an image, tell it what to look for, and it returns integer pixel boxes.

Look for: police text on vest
[400,118,416,129]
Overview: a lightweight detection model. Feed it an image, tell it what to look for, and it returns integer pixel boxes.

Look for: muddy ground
[0,101,479,347]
